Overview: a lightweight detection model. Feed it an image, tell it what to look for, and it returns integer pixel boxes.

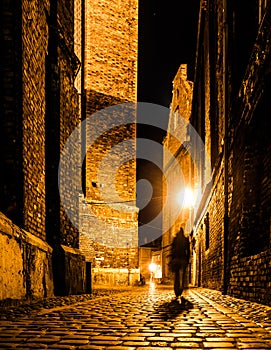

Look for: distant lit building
[162,64,193,283]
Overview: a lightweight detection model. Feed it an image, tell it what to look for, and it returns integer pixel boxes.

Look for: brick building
[79,0,139,286]
[188,0,271,304]
[0,0,85,300]
[162,64,193,283]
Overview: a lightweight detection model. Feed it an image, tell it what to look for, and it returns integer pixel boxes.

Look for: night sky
[138,0,200,108]
[137,0,200,242]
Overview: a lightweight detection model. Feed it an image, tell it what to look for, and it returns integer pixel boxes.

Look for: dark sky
[136,0,200,243]
[138,0,200,107]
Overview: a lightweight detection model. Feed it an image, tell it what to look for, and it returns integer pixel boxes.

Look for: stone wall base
[228,249,271,305]
[92,267,140,287]
[0,212,54,302]
[52,245,86,296]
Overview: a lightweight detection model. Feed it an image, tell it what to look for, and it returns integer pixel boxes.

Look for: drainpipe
[222,0,229,295]
[81,0,86,195]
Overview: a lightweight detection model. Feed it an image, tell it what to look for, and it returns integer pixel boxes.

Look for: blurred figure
[169,227,190,300]
[139,273,146,285]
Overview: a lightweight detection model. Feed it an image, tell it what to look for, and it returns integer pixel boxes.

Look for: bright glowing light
[177,188,195,208]
[148,262,157,273]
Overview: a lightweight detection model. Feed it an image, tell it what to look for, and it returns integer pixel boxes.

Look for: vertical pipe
[81,0,86,195]
[222,0,229,295]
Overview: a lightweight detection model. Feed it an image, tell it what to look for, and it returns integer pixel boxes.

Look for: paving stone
[172,333,194,337]
[224,333,254,338]
[58,339,90,345]
[237,343,271,349]
[170,341,201,347]
[90,335,120,340]
[203,342,236,348]
[90,340,122,346]
[178,338,203,343]
[136,348,172,350]
[16,344,48,348]
[0,286,271,349]
[0,337,20,343]
[106,347,136,350]
[146,336,174,341]
[159,332,193,337]
[205,337,235,341]
[77,346,105,350]
[122,341,150,346]
[121,336,146,341]
[131,332,155,337]
[149,341,168,346]
[47,346,76,349]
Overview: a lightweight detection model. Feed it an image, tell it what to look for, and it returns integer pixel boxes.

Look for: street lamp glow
[148,262,157,273]
[177,188,195,208]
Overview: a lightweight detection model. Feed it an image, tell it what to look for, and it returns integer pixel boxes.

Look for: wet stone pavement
[0,285,271,349]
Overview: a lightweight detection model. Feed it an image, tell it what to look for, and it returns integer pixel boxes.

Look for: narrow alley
[1,285,271,349]
[1,2,271,350]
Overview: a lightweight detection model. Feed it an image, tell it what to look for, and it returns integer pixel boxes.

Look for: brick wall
[80,0,139,277]
[0,0,86,300]
[21,0,50,240]
[0,0,53,300]
[0,212,54,301]
[229,251,271,304]
[189,0,226,292]
[195,167,224,290]
[85,0,137,101]
[227,89,271,304]
[46,0,85,295]
[189,0,271,305]
[1,2,23,227]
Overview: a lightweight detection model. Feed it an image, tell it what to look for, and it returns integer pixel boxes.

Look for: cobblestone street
[1,285,271,349]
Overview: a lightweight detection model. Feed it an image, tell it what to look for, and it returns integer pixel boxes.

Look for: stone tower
[80,0,139,285]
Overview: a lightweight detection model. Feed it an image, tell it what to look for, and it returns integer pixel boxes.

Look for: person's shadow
[153,297,194,321]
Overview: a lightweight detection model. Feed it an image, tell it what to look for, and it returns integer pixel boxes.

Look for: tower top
[85,0,138,102]
[179,64,187,80]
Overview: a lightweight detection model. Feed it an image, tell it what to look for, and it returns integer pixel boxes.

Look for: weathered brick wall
[229,251,271,304]
[0,212,54,301]
[85,0,137,101]
[189,0,226,291]
[190,0,271,305]
[225,4,271,304]
[59,47,81,248]
[227,92,271,304]
[44,0,82,252]
[0,2,24,226]
[21,0,50,240]
[195,167,224,290]
[48,0,86,295]
[0,0,54,300]
[0,0,86,299]
[80,0,139,275]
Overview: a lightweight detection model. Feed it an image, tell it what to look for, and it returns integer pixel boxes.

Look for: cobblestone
[0,285,270,349]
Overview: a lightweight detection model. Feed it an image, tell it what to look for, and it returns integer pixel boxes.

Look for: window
[204,212,210,250]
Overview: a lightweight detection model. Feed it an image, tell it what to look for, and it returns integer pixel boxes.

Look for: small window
[176,88,180,98]
[204,212,210,250]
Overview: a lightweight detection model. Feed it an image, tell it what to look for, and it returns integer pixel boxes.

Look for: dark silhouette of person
[169,227,190,300]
